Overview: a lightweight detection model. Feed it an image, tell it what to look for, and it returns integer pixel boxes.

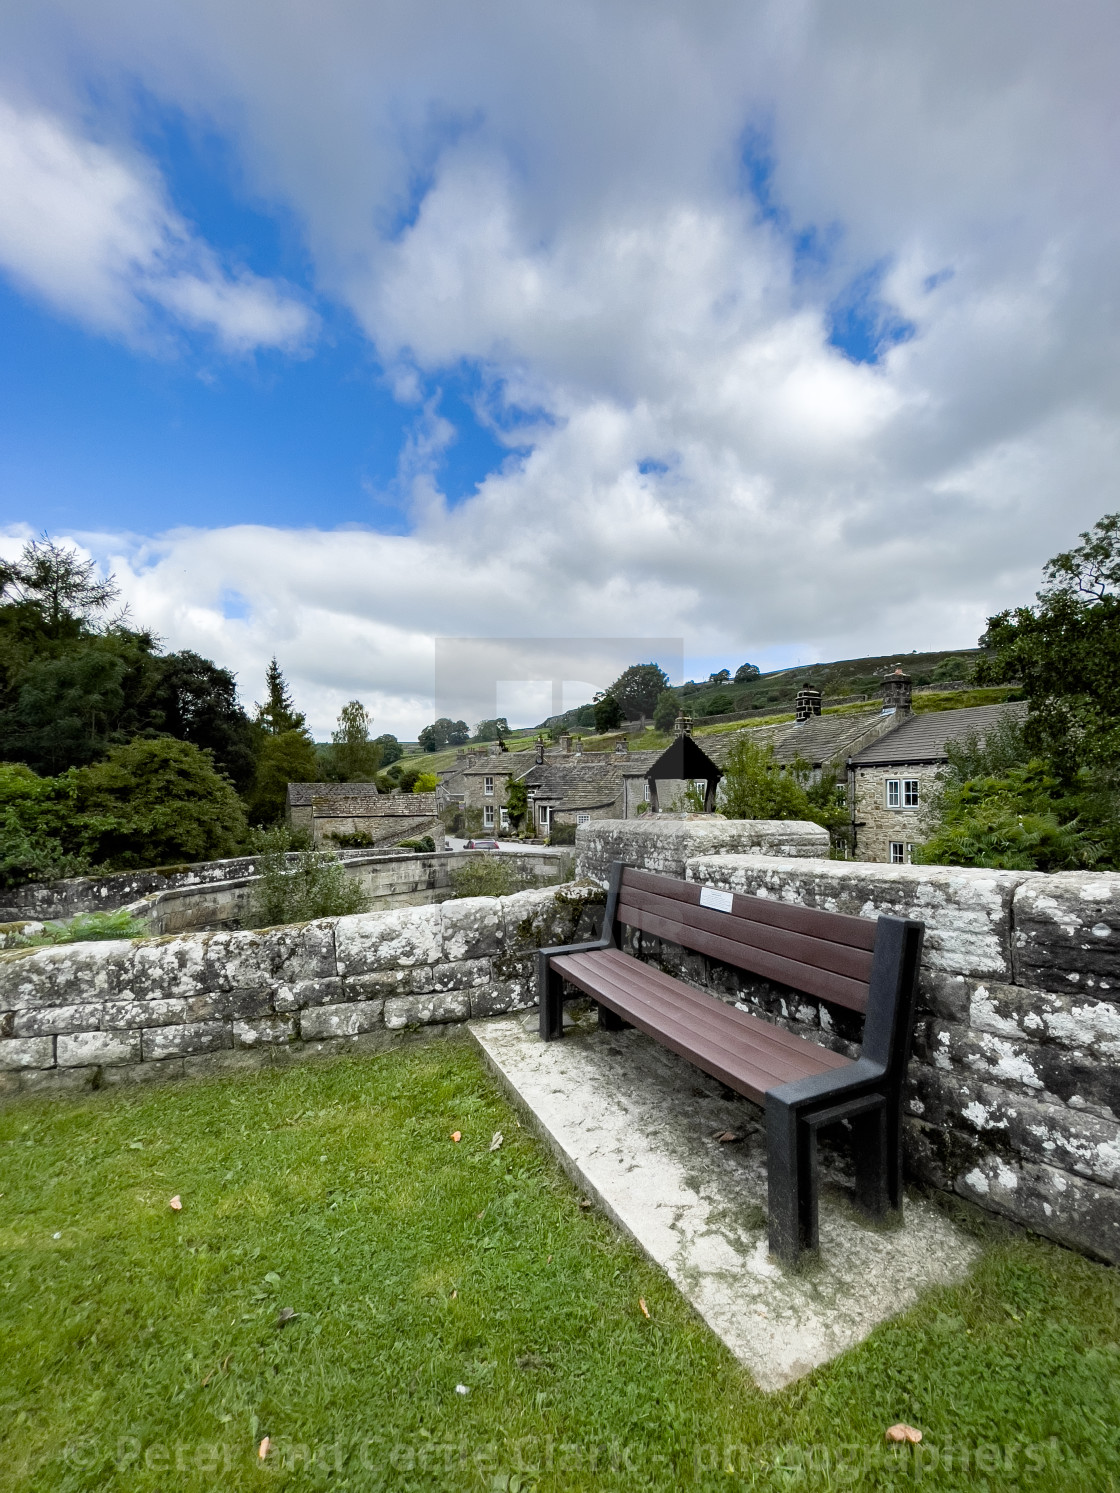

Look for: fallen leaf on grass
[638,1299,650,1319]
[276,1307,297,1327]
[258,1437,270,1460]
[451,1290,457,1300]
[169,1195,182,1211]
[885,1424,923,1444]
[579,1199,592,1212]
[713,1132,742,1144]
[489,1131,503,1151]
[451,1131,462,1143]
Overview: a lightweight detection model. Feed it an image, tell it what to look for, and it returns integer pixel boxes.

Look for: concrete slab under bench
[470,1010,979,1392]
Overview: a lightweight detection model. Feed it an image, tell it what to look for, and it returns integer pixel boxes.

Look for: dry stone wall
[0,884,604,1097]
[576,817,829,885]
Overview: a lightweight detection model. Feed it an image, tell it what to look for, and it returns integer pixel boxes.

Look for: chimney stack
[795,685,822,723]
[881,669,913,715]
[559,731,572,754]
[673,711,693,737]
[535,734,545,765]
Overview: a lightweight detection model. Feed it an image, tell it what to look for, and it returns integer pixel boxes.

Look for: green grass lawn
[2,1037,1118,1491]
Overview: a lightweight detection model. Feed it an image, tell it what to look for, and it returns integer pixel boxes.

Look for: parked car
[465,838,502,851]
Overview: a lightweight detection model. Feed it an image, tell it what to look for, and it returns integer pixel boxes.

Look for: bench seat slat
[618,884,875,984]
[551,949,851,1103]
[622,867,877,951]
[591,949,850,1062]
[617,904,871,1013]
[559,951,848,1091]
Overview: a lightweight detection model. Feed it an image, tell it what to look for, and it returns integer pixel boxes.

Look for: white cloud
[0,96,314,351]
[2,2,1120,731]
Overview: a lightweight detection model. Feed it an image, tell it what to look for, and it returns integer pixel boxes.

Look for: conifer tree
[255,658,306,735]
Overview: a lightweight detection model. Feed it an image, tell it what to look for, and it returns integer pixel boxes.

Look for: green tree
[720,736,815,821]
[471,717,509,743]
[74,738,247,870]
[0,763,92,888]
[411,771,439,792]
[593,693,623,732]
[146,651,255,792]
[734,662,761,683]
[374,733,403,766]
[248,729,319,825]
[979,511,1120,780]
[704,692,734,715]
[607,663,670,720]
[653,689,678,732]
[330,700,382,780]
[254,658,306,735]
[0,535,119,641]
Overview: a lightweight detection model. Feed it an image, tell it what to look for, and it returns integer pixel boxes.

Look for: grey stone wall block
[57,1030,140,1068]
[909,1063,1120,1189]
[576,817,829,885]
[920,1020,1120,1121]
[233,1016,296,1048]
[688,855,1033,978]
[100,996,189,1030]
[383,990,470,1029]
[141,1020,230,1061]
[968,980,1120,1061]
[0,941,124,1008]
[500,884,604,954]
[440,897,503,961]
[427,957,490,993]
[205,921,337,991]
[274,976,346,1012]
[471,981,534,1018]
[0,1035,54,1070]
[334,905,443,974]
[12,1003,101,1037]
[117,937,209,1001]
[1012,872,1120,994]
[298,1000,383,1040]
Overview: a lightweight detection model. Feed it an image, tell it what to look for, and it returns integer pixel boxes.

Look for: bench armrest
[538,936,612,961]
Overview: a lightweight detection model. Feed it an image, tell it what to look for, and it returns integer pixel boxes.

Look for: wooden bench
[536,862,924,1263]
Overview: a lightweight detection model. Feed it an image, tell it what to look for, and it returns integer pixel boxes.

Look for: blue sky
[1,3,1117,736]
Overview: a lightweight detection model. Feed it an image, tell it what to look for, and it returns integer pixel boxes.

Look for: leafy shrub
[0,763,92,888]
[245,827,367,928]
[328,831,376,849]
[720,736,816,820]
[397,835,436,852]
[448,857,519,899]
[76,738,247,869]
[704,692,735,715]
[411,772,439,793]
[11,908,152,947]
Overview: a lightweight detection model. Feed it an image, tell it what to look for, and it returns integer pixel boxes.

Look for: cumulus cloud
[2,2,1120,732]
[0,96,313,350]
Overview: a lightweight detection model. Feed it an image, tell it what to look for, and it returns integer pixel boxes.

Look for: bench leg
[597,1002,628,1032]
[851,1104,889,1219]
[538,952,565,1042]
[766,1097,818,1265]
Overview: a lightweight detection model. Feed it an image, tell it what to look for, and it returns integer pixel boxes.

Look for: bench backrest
[607,862,924,1078]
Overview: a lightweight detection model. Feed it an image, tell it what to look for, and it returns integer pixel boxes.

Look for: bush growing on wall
[245,827,367,928]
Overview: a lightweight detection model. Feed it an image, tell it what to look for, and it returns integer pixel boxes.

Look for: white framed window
[889,842,907,864]
[484,775,494,797]
[885,779,901,808]
[903,779,920,808]
[500,807,509,829]
[538,804,550,827]
[576,812,590,826]
[483,805,494,828]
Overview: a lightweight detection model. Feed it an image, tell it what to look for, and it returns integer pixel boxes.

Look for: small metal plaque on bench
[699,886,735,913]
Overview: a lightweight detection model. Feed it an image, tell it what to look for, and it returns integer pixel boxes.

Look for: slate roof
[770,710,890,766]
[848,702,1027,767]
[286,781,380,807]
[525,757,631,811]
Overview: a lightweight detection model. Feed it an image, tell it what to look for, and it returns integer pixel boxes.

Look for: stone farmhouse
[286,781,444,849]
[847,698,1028,863]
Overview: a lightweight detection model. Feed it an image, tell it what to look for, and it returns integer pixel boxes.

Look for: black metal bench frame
[536,861,924,1264]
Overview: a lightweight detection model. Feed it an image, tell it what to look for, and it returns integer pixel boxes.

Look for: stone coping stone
[470,1012,979,1392]
[576,819,829,885]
